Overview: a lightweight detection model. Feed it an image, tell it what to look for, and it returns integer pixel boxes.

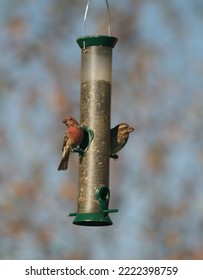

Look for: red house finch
[58,116,84,170]
[110,123,134,159]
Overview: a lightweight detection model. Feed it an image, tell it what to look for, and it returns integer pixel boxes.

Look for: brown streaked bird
[58,116,84,170]
[110,123,134,159]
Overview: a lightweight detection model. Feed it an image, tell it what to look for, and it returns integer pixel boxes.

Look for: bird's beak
[63,119,67,124]
[129,126,134,132]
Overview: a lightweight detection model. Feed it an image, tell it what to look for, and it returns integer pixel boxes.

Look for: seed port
[96,186,110,202]
[68,186,118,226]
[100,188,109,201]
[72,125,94,157]
[95,186,118,215]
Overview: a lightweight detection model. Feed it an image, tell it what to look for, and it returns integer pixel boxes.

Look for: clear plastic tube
[76,37,117,225]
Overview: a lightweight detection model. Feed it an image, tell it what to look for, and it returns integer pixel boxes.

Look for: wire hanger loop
[83,0,111,37]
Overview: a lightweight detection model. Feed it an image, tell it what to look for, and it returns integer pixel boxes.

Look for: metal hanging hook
[83,0,111,37]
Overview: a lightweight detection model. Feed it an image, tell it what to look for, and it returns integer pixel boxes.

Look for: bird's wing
[62,132,69,152]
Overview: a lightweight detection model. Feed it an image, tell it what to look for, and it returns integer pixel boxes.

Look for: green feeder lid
[77,35,118,49]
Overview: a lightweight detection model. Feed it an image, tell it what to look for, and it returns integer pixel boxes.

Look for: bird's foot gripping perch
[110,153,119,160]
[72,147,85,156]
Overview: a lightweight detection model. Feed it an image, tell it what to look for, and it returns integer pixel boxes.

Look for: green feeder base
[69,209,118,227]
[69,186,118,226]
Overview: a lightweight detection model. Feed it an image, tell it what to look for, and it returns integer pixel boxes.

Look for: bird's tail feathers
[57,150,70,170]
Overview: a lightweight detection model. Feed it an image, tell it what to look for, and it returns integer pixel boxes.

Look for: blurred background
[0,0,203,259]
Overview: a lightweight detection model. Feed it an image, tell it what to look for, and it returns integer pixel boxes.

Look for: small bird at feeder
[58,116,84,170]
[110,123,134,160]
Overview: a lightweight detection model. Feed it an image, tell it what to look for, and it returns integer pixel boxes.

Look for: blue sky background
[0,0,203,259]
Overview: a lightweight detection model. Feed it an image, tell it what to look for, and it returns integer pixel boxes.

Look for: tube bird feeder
[69,1,118,226]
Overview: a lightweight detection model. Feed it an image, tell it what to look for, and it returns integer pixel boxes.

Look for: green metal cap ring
[77,35,118,49]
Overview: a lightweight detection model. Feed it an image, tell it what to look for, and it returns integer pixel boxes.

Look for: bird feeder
[69,1,118,226]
